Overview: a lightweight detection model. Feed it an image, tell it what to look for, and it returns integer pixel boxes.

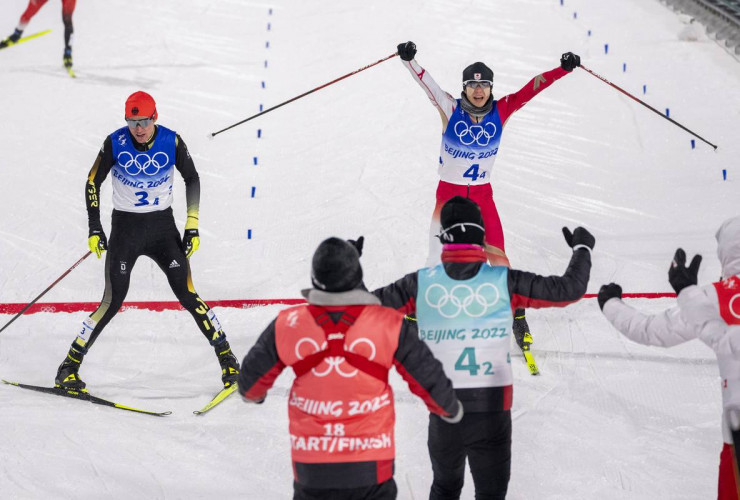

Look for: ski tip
[1,379,17,386]
[207,132,215,140]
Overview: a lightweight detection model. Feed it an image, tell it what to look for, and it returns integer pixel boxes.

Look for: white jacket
[603,215,740,444]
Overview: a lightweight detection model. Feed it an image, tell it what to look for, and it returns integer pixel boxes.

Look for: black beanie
[462,62,494,83]
[311,237,363,292]
[439,196,485,245]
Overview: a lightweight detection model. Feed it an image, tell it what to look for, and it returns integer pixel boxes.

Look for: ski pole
[579,64,718,151]
[0,251,92,335]
[211,52,398,137]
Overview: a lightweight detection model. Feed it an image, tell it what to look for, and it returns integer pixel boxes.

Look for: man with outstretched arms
[238,237,462,500]
[54,91,239,392]
[598,215,740,500]
[372,196,593,499]
[396,41,582,374]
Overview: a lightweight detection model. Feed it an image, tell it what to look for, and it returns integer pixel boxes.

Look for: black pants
[428,411,511,500]
[293,479,397,500]
[84,208,221,349]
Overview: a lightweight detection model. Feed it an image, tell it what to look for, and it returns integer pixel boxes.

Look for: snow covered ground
[0,0,738,498]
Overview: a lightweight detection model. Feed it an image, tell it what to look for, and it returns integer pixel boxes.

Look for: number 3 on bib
[463,164,486,182]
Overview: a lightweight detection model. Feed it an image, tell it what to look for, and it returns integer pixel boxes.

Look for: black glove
[597,283,622,311]
[397,41,417,61]
[348,236,364,257]
[562,227,595,251]
[560,52,581,72]
[183,228,200,258]
[668,248,702,294]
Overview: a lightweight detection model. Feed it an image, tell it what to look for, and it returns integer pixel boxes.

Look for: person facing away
[395,41,582,373]
[54,90,240,392]
[599,215,740,500]
[372,196,594,500]
[0,0,76,69]
[238,237,463,500]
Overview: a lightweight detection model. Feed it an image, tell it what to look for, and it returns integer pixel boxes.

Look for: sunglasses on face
[125,117,154,128]
[463,80,493,89]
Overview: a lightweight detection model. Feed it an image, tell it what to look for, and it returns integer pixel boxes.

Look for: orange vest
[274,304,404,466]
[714,276,740,325]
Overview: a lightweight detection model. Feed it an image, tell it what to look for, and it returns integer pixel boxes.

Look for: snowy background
[0,0,738,498]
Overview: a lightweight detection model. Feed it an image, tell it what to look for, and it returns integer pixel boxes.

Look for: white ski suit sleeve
[601,298,698,347]
[401,59,456,123]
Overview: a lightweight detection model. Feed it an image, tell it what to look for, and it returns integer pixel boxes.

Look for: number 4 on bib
[463,164,485,182]
[455,347,480,375]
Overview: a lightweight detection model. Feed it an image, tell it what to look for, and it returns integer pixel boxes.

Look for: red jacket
[239,289,460,489]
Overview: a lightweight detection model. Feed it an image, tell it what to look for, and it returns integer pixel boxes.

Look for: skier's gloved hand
[560,52,581,72]
[440,399,464,424]
[562,227,595,251]
[598,283,622,311]
[183,229,200,258]
[668,248,702,294]
[397,41,417,61]
[348,236,364,257]
[88,229,108,259]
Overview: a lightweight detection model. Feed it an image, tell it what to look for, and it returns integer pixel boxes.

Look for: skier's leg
[151,227,239,388]
[55,230,138,389]
[466,411,512,500]
[428,413,467,499]
[61,0,76,67]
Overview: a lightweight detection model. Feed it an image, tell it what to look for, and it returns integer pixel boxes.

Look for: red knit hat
[125,91,158,120]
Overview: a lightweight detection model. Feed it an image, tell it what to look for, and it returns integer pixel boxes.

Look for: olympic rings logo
[425,283,500,318]
[295,337,377,378]
[117,151,170,176]
[728,294,740,320]
[454,121,497,146]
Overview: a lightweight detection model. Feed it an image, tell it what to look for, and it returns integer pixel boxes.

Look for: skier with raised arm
[396,41,581,374]
[373,196,593,499]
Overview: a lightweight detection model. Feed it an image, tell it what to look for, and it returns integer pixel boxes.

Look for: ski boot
[63,47,73,70]
[214,339,240,388]
[513,309,539,376]
[0,29,23,50]
[55,344,87,390]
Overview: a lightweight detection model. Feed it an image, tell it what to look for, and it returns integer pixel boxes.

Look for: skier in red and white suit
[599,215,740,500]
[396,42,581,368]
[0,0,77,69]
[238,237,462,500]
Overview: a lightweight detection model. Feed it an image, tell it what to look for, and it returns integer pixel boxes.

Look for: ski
[1,379,171,416]
[0,29,52,50]
[66,67,76,78]
[193,384,237,415]
[523,351,540,376]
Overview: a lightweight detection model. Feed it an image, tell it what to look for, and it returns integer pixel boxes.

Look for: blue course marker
[261,81,266,89]
[560,0,563,5]
[259,104,263,111]
[267,23,271,31]
[264,60,268,68]
[665,108,670,118]
[587,29,592,36]
[643,84,647,94]
[604,43,609,54]
[691,139,695,149]
[573,12,577,19]
[723,169,727,181]
[253,157,258,166]
[251,186,256,198]
[266,41,270,48]
[248,229,253,239]
[257,129,262,138]
[623,63,626,72]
